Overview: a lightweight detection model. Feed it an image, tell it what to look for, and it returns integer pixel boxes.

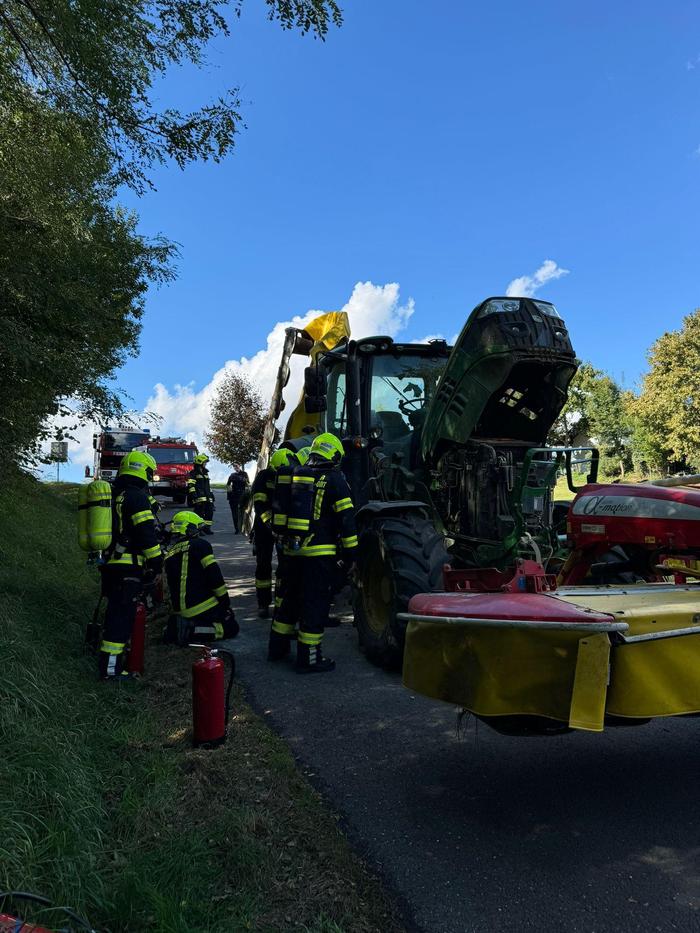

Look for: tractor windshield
[370,354,446,442]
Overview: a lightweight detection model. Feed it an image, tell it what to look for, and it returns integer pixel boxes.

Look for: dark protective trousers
[300,555,336,638]
[194,500,214,528]
[228,495,242,533]
[99,567,142,678]
[253,519,274,609]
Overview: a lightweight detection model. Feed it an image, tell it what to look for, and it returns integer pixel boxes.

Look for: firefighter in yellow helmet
[187,453,215,534]
[163,510,239,644]
[270,433,357,672]
[99,450,163,680]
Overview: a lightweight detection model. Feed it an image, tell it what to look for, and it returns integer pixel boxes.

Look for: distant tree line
[0,0,342,464]
[549,308,700,477]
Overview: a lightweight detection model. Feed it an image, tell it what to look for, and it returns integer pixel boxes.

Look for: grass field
[0,472,402,933]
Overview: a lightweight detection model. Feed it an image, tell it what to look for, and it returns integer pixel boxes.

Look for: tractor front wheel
[353,513,448,670]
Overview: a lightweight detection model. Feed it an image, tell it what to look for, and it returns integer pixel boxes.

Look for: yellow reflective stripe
[180,550,189,614]
[143,545,161,560]
[313,482,326,521]
[298,630,323,646]
[341,535,358,549]
[277,475,292,484]
[180,596,219,619]
[301,544,337,556]
[272,620,295,636]
[266,481,275,489]
[261,511,273,523]
[274,596,283,607]
[255,578,272,588]
[201,554,215,568]
[253,493,268,502]
[292,475,315,483]
[273,514,287,527]
[333,498,353,513]
[108,553,144,566]
[194,496,207,503]
[100,640,126,654]
[213,622,224,640]
[213,584,227,597]
[132,509,153,526]
[287,518,310,530]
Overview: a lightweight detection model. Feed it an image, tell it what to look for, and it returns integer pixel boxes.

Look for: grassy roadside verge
[0,472,403,932]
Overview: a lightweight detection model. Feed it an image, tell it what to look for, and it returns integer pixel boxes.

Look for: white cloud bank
[51,282,412,482]
[505,259,569,298]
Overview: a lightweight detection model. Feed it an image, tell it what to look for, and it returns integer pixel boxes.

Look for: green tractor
[299,296,597,667]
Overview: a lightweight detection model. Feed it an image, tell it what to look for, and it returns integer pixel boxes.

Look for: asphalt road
[162,491,700,933]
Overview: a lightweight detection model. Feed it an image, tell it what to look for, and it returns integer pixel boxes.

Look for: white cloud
[505,259,570,298]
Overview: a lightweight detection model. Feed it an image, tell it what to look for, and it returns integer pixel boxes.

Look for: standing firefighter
[279,433,357,673]
[187,453,215,535]
[99,451,163,680]
[267,446,308,661]
[251,459,276,618]
[226,463,248,534]
[163,510,239,643]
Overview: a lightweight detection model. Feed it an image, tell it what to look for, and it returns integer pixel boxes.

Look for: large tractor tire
[353,513,448,669]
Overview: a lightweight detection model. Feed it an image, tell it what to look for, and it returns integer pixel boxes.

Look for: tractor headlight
[153,473,161,482]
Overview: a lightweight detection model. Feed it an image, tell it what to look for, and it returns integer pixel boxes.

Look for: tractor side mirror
[303,365,327,414]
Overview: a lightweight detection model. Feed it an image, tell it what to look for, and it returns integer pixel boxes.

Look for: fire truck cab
[91,427,151,482]
[133,437,198,502]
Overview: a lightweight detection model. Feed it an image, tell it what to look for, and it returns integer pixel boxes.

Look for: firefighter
[281,433,358,673]
[99,450,163,680]
[251,457,276,618]
[187,453,215,535]
[267,446,310,661]
[163,510,239,643]
[226,463,248,534]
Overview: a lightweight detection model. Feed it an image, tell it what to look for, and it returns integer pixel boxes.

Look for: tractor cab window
[369,354,445,444]
[326,366,347,436]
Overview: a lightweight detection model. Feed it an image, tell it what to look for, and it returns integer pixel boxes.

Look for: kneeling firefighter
[163,510,239,643]
[251,457,277,618]
[187,453,215,534]
[100,451,163,680]
[272,433,357,673]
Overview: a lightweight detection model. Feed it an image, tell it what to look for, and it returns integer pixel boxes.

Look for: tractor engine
[434,439,557,565]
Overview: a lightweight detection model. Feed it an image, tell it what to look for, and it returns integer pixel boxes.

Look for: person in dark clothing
[226,463,248,534]
[99,451,163,680]
[187,453,215,534]
[271,433,357,673]
[163,510,239,643]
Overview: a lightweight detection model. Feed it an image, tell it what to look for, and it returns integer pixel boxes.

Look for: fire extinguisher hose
[217,648,237,732]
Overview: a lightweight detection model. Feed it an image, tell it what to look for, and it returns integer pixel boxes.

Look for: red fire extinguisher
[0,891,95,932]
[191,645,236,748]
[126,600,147,676]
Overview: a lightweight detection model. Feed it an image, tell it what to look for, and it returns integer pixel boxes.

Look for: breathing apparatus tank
[78,480,113,552]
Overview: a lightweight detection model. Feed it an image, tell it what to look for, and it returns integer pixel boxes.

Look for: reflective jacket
[271,463,295,532]
[187,467,213,507]
[289,461,358,558]
[164,535,230,619]
[107,475,163,572]
[251,467,275,525]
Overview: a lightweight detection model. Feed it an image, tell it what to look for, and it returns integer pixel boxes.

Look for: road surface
[161,492,700,933]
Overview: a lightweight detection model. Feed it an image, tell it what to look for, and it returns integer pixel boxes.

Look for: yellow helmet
[310,433,344,462]
[194,453,210,466]
[171,510,205,538]
[296,446,311,466]
[270,448,297,470]
[119,450,157,482]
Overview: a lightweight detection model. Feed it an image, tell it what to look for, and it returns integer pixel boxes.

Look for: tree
[0,0,342,191]
[0,88,175,462]
[633,309,700,473]
[549,362,632,476]
[205,371,270,466]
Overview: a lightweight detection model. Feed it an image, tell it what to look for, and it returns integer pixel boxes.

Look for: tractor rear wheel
[353,513,448,669]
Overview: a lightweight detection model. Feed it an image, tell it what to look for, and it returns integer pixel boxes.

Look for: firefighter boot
[295,637,335,674]
[267,628,292,662]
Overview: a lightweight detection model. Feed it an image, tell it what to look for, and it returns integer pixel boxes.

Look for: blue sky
[62,0,700,475]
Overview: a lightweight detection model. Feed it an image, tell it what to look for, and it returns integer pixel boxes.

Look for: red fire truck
[91,427,151,482]
[134,437,198,502]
